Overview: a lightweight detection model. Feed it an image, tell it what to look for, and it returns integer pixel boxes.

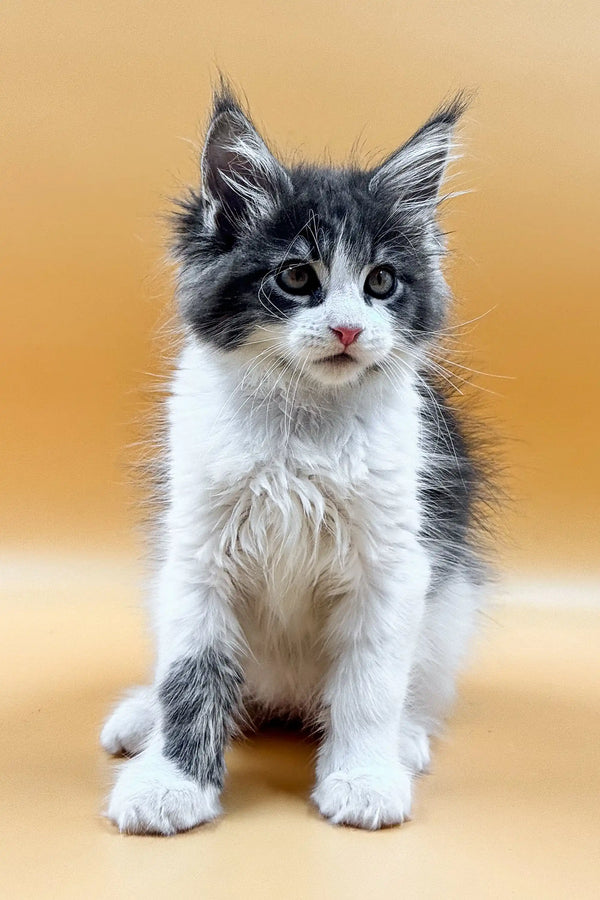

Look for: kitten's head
[174,85,466,390]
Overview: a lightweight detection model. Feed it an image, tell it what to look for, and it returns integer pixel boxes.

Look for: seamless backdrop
[3,0,599,583]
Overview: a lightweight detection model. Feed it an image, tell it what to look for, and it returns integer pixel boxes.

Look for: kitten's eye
[276,264,319,296]
[364,266,396,299]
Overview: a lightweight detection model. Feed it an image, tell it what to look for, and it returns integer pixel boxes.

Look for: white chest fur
[164,343,424,708]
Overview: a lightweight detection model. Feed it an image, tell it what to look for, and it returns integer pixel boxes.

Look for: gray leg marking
[159,649,243,788]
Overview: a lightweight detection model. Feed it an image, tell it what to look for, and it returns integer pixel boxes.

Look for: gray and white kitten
[101,86,487,833]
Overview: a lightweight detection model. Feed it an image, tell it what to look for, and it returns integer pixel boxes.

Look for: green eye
[276,264,319,296]
[364,266,396,299]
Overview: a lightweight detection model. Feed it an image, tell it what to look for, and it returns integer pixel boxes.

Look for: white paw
[106,746,221,835]
[399,721,431,774]
[101,686,156,756]
[312,765,412,830]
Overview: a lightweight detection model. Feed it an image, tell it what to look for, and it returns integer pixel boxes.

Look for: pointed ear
[369,93,468,212]
[201,88,291,231]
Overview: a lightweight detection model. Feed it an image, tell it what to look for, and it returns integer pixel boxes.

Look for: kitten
[101,84,487,834]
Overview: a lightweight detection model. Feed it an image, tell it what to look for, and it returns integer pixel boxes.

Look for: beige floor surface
[2,576,599,899]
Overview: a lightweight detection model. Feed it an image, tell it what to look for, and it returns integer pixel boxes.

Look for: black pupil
[288,268,307,286]
[372,269,390,291]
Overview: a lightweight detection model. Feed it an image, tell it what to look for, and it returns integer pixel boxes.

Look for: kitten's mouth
[315,352,358,366]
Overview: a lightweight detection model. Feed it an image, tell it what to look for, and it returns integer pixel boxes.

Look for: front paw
[312,764,412,830]
[106,747,221,835]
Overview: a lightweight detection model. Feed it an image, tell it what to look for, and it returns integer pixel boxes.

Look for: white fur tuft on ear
[369,94,468,212]
[201,96,291,230]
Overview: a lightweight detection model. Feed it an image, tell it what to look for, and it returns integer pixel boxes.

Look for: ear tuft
[210,74,245,120]
[424,90,471,130]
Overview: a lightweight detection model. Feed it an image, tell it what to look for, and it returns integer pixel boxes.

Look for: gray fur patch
[159,649,243,788]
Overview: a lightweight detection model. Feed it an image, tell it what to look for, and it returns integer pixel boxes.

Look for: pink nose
[330,326,363,347]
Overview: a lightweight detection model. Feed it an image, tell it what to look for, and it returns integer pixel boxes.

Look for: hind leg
[398,719,432,774]
[401,573,482,772]
[101,685,156,756]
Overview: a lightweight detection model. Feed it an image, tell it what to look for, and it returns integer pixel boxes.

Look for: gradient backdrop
[3,0,599,583]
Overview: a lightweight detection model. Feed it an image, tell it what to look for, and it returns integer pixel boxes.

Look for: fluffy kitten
[101,85,487,833]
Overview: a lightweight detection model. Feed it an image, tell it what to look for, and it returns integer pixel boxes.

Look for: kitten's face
[175,90,463,390]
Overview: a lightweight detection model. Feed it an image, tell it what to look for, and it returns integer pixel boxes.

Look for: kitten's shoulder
[166,340,228,460]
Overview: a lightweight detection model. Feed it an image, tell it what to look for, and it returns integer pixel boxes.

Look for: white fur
[104,247,480,834]
[311,764,413,829]
[107,736,221,835]
[101,686,155,756]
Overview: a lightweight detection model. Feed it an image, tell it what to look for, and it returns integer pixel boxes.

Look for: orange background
[2,6,600,896]
[3,0,599,578]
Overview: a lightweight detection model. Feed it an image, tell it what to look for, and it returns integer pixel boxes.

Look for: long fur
[101,83,491,834]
